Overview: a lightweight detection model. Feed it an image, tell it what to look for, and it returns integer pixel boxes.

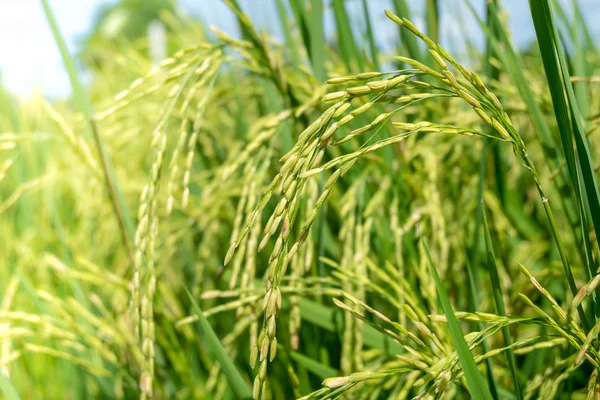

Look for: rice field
[1,0,600,398]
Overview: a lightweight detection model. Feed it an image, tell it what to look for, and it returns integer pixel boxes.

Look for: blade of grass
[332,0,364,72]
[482,203,522,399]
[185,288,252,399]
[288,349,337,379]
[298,298,404,355]
[529,0,600,250]
[464,253,499,400]
[425,0,439,44]
[41,0,135,259]
[275,0,302,66]
[309,0,326,82]
[289,0,312,62]
[572,0,600,63]
[360,0,379,70]
[551,0,589,119]
[0,373,20,400]
[422,239,494,400]
[529,0,600,323]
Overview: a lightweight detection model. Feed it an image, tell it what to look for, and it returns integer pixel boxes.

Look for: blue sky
[0,0,598,98]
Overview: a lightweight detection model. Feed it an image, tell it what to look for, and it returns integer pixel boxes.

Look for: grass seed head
[384,9,404,26]
[323,91,348,102]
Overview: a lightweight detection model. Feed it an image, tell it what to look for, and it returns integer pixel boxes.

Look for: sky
[0,0,598,98]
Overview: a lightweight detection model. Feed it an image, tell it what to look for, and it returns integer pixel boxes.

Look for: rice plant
[1,0,600,398]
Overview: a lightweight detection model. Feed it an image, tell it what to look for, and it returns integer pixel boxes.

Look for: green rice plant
[1,0,600,398]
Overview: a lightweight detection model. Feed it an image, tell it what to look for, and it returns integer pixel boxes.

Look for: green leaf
[469,0,594,327]
[298,298,404,355]
[309,0,326,82]
[425,0,439,44]
[528,0,600,324]
[482,203,523,399]
[551,0,589,118]
[332,0,364,72]
[529,0,600,246]
[288,349,337,379]
[423,239,494,400]
[361,0,380,70]
[0,373,20,400]
[275,0,302,66]
[463,251,499,400]
[289,0,312,62]
[185,288,252,399]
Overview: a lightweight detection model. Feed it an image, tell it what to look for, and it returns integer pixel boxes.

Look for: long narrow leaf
[423,239,493,400]
[332,0,364,72]
[185,288,252,399]
[529,0,600,253]
[469,1,595,320]
[528,0,600,323]
[482,203,522,399]
[0,373,20,400]
[464,251,499,400]
[275,0,302,66]
[361,0,380,69]
[289,0,312,62]
[298,298,404,355]
[288,350,337,379]
[425,0,439,44]
[309,0,326,82]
